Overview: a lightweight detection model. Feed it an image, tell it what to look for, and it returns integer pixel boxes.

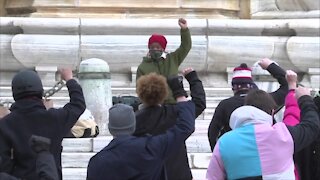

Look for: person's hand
[182,67,194,76]
[286,70,297,90]
[295,86,311,100]
[178,18,188,29]
[59,67,73,81]
[258,58,273,70]
[167,75,188,99]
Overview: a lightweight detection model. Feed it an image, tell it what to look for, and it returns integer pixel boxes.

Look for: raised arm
[183,68,206,117]
[286,86,320,153]
[51,68,86,135]
[259,58,288,106]
[170,18,192,66]
[283,70,300,126]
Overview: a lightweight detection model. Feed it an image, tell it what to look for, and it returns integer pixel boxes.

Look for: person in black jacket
[133,68,206,180]
[87,80,196,180]
[0,68,86,180]
[207,58,288,151]
[293,90,320,180]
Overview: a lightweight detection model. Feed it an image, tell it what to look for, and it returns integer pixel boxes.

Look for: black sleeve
[287,95,320,153]
[36,152,59,180]
[53,79,86,135]
[208,102,226,152]
[267,63,288,106]
[0,131,14,173]
[185,71,206,118]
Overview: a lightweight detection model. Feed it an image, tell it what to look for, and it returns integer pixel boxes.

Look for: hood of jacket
[10,98,46,112]
[229,105,273,129]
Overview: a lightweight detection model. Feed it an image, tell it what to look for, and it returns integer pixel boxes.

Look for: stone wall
[3,0,250,19]
[0,0,6,16]
[251,0,320,19]
[1,17,319,88]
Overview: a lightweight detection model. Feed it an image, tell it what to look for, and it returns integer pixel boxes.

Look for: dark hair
[136,73,169,106]
[244,89,277,115]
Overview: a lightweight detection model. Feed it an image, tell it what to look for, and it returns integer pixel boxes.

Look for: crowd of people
[0,18,319,180]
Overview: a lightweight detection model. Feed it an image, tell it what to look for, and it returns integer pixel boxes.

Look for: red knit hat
[148,34,167,50]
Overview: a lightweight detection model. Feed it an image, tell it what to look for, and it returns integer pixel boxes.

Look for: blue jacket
[87,101,195,180]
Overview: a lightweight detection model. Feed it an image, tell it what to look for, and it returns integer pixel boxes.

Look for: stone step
[61,136,212,180]
[61,152,212,169]
[62,135,211,153]
[62,167,208,180]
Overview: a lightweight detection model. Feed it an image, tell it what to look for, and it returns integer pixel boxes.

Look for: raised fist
[58,67,73,81]
[178,18,188,29]
[258,58,273,70]
[182,67,194,76]
[286,70,298,90]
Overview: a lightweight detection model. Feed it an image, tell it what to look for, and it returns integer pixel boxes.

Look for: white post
[78,58,112,136]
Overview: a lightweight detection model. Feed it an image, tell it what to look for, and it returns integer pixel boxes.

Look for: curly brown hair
[136,73,169,106]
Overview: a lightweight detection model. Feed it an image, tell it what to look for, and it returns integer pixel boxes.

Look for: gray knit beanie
[108,104,136,137]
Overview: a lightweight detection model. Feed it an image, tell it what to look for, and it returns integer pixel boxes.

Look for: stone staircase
[0,84,232,180]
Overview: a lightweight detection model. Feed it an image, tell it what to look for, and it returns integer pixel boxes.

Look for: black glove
[29,135,51,153]
[167,75,188,99]
[184,70,198,82]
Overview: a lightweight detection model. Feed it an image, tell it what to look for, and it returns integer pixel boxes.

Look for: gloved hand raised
[167,75,188,99]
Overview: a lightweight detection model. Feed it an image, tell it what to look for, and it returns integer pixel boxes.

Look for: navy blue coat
[0,79,86,180]
[87,101,195,180]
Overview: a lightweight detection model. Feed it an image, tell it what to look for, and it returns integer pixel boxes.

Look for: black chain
[43,80,65,99]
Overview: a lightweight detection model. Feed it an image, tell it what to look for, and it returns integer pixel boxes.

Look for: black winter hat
[11,70,44,101]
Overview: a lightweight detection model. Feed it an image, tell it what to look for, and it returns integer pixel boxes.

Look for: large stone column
[78,58,112,136]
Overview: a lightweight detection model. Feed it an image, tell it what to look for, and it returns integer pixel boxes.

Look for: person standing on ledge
[136,18,192,104]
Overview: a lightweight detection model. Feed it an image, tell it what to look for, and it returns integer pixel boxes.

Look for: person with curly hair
[134,68,206,180]
[86,75,196,180]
